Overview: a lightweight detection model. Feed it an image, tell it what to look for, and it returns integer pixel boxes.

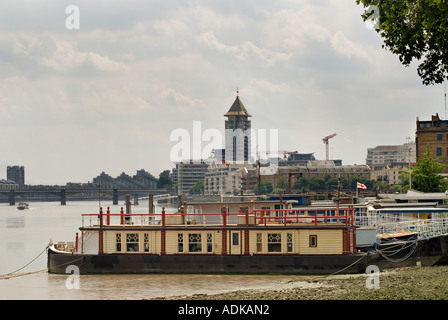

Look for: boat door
[230,231,241,255]
[275,204,284,222]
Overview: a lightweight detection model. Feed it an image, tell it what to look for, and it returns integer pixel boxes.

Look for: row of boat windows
[115,233,318,253]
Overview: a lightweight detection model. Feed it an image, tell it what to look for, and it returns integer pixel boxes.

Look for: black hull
[47,247,377,275]
[374,234,448,269]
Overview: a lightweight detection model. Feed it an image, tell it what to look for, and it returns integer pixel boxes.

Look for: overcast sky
[0,0,445,185]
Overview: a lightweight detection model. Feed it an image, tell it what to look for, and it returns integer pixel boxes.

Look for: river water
[0,201,320,300]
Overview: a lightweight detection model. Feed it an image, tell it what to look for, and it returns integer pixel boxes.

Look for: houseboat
[47,205,378,275]
[355,204,448,268]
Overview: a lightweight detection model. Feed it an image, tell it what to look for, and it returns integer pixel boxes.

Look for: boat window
[126,233,139,252]
[189,233,202,252]
[178,233,184,253]
[256,233,262,252]
[232,232,239,246]
[207,233,213,253]
[268,233,281,252]
[144,233,149,252]
[116,233,121,252]
[309,235,317,247]
[287,233,293,252]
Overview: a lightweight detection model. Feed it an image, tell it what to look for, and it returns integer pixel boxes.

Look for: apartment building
[370,162,409,185]
[366,143,415,166]
[416,113,448,172]
[260,160,371,188]
[204,163,245,195]
[0,179,19,190]
[7,165,25,187]
[174,160,209,195]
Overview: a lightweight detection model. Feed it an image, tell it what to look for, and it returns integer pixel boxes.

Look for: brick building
[416,113,448,173]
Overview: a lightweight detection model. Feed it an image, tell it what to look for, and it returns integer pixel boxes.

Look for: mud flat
[156,266,448,300]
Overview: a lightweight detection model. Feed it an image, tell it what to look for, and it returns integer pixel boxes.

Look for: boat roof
[369,207,448,213]
[185,200,298,205]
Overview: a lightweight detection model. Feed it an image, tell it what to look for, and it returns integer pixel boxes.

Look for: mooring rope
[0,245,86,280]
[325,254,367,278]
[378,240,419,263]
[0,245,49,280]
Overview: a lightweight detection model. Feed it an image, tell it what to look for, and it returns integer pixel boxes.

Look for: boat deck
[80,207,357,229]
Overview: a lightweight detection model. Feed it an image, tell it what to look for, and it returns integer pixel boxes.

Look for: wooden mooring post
[149,194,154,214]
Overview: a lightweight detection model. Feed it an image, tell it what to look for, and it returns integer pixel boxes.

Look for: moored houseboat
[47,205,378,275]
[354,204,448,268]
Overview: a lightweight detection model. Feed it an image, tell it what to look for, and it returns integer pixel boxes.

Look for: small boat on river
[47,203,378,275]
[17,203,29,210]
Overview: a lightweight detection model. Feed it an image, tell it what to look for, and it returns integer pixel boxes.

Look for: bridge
[138,194,178,201]
[0,188,169,206]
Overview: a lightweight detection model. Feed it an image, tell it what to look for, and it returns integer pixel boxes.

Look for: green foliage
[157,170,172,189]
[356,0,448,85]
[189,180,204,195]
[272,177,289,194]
[401,150,448,192]
[254,180,273,195]
[292,176,374,191]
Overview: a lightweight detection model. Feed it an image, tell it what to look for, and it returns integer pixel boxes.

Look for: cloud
[153,19,190,38]
[197,31,291,66]
[182,5,246,31]
[157,88,207,114]
[39,40,128,73]
[0,1,440,185]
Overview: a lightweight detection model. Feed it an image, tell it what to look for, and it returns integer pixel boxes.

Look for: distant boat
[17,203,29,210]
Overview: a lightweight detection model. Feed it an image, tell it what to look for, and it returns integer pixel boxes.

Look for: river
[0,201,318,300]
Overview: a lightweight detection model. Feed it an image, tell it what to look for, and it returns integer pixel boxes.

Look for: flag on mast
[357,182,367,189]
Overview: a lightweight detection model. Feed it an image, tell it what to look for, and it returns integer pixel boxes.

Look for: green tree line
[254,175,376,195]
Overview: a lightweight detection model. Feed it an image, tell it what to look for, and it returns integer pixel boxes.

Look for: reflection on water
[0,201,321,300]
[0,272,318,300]
[6,216,25,228]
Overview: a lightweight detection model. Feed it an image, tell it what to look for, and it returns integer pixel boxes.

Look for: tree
[309,177,326,191]
[254,180,273,195]
[323,175,339,190]
[401,149,448,192]
[189,180,204,195]
[272,177,289,194]
[356,0,448,85]
[293,177,309,191]
[157,170,172,189]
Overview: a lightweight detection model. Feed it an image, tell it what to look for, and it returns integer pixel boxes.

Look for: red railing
[81,207,356,228]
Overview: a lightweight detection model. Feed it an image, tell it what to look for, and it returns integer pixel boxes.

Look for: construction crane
[322,133,336,160]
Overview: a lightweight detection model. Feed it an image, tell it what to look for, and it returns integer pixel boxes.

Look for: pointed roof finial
[225,89,251,117]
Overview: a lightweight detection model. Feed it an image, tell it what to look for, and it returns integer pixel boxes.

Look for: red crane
[322,133,336,160]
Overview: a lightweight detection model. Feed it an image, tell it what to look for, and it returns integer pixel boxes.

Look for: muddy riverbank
[156,266,448,300]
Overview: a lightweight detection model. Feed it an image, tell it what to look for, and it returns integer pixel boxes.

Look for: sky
[0,0,446,185]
